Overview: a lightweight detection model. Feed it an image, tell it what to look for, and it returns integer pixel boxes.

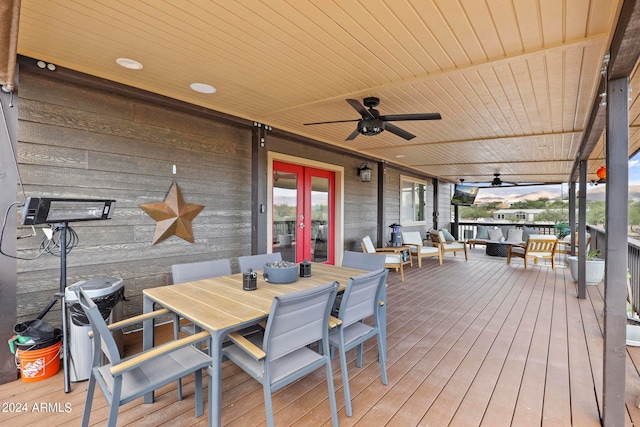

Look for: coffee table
[485,241,510,257]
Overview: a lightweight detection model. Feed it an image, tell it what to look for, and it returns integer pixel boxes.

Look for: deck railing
[587,225,640,313]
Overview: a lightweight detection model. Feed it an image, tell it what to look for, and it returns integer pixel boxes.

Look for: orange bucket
[16,340,62,382]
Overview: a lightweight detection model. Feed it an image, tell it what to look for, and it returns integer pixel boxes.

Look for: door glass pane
[311,176,329,262]
[273,171,297,262]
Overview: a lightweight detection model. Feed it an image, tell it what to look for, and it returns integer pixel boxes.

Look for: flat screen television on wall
[451,184,479,206]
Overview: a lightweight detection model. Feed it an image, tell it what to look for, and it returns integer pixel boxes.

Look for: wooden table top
[144,263,366,332]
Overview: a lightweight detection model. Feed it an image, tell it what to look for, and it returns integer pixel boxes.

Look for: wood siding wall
[16,68,252,324]
[13,66,444,328]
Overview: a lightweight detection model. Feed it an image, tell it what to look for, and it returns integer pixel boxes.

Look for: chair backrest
[76,288,122,366]
[526,235,558,254]
[237,253,282,272]
[337,269,388,328]
[361,236,376,254]
[263,281,338,362]
[171,259,232,284]
[342,250,385,271]
[401,231,423,246]
[429,230,445,244]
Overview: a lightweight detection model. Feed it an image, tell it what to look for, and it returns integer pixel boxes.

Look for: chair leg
[338,342,353,417]
[81,374,96,427]
[107,380,123,427]
[325,358,339,427]
[263,383,276,427]
[194,370,203,417]
[173,314,184,400]
[377,332,388,385]
[356,343,363,368]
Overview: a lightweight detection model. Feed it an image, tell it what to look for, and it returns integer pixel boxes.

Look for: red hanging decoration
[596,166,607,179]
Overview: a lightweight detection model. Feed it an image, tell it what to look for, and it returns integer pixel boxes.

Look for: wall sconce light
[357,163,372,182]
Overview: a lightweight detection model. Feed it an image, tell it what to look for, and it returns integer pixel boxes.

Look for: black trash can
[65,277,125,382]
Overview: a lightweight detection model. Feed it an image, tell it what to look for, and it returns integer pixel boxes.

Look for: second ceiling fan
[303,97,441,141]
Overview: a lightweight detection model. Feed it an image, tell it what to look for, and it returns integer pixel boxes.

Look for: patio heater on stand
[21,197,116,393]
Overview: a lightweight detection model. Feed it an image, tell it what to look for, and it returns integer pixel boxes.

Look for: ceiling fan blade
[381,113,442,121]
[346,99,374,119]
[303,118,360,125]
[345,128,360,141]
[385,123,416,140]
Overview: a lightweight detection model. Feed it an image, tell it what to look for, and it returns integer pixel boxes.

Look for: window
[401,177,427,224]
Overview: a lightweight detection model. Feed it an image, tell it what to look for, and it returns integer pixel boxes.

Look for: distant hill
[476,189,562,205]
[475,185,640,204]
[585,184,640,201]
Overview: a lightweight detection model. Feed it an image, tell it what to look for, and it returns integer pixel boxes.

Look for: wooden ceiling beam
[571,0,640,181]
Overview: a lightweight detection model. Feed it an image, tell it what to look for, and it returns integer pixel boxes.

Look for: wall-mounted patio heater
[20,197,116,393]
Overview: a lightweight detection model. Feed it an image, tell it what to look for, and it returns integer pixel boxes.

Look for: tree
[586,201,606,226]
[536,209,568,223]
[458,203,499,220]
[629,201,640,233]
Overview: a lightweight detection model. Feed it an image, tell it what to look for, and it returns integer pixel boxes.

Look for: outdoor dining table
[142,262,385,427]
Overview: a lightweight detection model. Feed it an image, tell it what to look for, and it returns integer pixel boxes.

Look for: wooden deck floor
[2,248,640,426]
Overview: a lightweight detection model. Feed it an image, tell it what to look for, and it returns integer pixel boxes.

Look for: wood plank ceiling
[15,0,637,186]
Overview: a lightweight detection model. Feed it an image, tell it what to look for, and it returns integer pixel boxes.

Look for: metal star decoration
[140,182,204,245]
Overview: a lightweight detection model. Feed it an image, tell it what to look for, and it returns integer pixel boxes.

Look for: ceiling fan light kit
[303,97,441,141]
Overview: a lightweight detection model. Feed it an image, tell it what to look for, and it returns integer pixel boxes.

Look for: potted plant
[568,249,605,285]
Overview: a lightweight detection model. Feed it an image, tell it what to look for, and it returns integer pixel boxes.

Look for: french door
[272,161,335,263]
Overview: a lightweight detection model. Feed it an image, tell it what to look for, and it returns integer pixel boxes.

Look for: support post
[568,181,576,255]
[0,81,17,384]
[603,76,629,427]
[376,161,386,248]
[251,123,269,254]
[578,161,587,299]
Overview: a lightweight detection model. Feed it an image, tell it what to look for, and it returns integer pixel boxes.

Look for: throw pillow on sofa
[506,228,523,243]
[487,228,503,241]
[476,225,489,239]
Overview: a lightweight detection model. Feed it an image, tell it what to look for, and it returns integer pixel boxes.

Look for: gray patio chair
[329,268,389,417]
[342,250,386,271]
[171,258,232,396]
[218,281,339,427]
[237,252,282,272]
[171,258,232,284]
[75,288,211,427]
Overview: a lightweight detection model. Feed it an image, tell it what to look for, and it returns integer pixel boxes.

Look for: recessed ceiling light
[395,154,405,158]
[190,83,216,94]
[115,58,143,70]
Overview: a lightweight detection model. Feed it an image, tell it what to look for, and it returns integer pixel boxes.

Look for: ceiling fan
[303,97,441,141]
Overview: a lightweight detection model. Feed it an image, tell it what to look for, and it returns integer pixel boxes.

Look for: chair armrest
[421,241,439,247]
[403,243,420,250]
[375,247,402,253]
[108,308,171,330]
[328,316,342,328]
[110,330,211,376]
[88,308,171,338]
[227,331,266,361]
